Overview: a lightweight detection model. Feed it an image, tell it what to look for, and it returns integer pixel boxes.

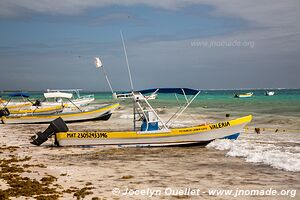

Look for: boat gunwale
[2,103,119,120]
[56,115,252,140]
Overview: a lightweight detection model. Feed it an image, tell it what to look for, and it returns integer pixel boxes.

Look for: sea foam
[207,139,300,172]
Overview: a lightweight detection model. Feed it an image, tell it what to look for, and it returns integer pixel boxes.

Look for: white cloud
[0,0,299,89]
[1,0,299,34]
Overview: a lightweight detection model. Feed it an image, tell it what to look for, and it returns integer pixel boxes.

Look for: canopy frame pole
[133,92,169,132]
[182,88,188,102]
[133,92,136,131]
[2,98,12,108]
[141,93,169,131]
[75,90,81,98]
[165,93,184,125]
[174,93,182,107]
[167,91,200,128]
[134,94,149,131]
[67,99,82,112]
[166,92,194,125]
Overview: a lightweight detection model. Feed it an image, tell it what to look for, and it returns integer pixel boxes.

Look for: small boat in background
[44,89,95,107]
[265,91,275,96]
[0,92,64,116]
[0,91,118,124]
[1,103,119,124]
[112,91,158,100]
[9,105,63,115]
[0,92,32,110]
[234,92,253,98]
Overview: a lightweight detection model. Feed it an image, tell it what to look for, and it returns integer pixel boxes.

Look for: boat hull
[55,115,252,147]
[9,105,63,115]
[1,103,119,124]
[234,92,253,98]
[0,102,32,110]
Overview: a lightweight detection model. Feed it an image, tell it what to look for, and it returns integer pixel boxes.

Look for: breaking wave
[207,139,300,172]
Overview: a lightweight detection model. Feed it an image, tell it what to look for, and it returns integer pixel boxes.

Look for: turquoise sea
[1,89,300,117]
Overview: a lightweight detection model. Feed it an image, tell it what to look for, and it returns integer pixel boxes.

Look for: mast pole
[95,57,114,94]
[101,67,114,94]
[120,30,134,92]
[120,30,136,131]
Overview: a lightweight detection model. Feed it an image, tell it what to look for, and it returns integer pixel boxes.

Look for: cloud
[0,1,299,89]
[1,1,299,35]
[0,0,187,18]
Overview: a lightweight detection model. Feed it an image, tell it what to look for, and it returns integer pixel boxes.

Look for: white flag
[95,57,103,68]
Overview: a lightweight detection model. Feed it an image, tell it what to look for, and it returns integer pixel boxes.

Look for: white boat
[265,91,275,96]
[30,88,252,147]
[43,89,95,107]
[112,92,157,100]
[234,92,253,98]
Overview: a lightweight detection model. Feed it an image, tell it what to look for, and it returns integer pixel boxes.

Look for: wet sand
[0,108,299,199]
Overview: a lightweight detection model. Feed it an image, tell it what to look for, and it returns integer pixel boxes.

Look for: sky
[0,0,299,91]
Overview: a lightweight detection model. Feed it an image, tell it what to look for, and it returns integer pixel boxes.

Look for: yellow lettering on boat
[66,133,76,138]
[209,121,230,130]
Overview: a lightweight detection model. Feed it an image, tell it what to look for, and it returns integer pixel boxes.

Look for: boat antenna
[95,57,114,94]
[120,30,134,91]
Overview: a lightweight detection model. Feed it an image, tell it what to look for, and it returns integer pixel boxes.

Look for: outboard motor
[0,108,10,117]
[32,99,41,107]
[30,117,69,146]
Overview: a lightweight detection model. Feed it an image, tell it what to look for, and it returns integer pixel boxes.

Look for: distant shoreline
[1,88,300,93]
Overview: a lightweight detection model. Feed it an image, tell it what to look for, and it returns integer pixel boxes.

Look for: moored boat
[30,88,252,147]
[0,92,64,115]
[55,115,251,147]
[8,105,64,115]
[1,103,119,124]
[43,89,95,107]
[234,92,253,98]
[265,91,275,96]
[112,92,157,100]
[0,92,32,110]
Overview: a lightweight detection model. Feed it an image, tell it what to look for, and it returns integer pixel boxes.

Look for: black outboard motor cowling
[32,99,42,107]
[0,108,10,117]
[30,117,69,146]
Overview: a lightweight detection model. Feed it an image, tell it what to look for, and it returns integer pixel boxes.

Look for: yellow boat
[9,105,63,115]
[0,102,32,110]
[0,92,33,110]
[0,92,64,115]
[234,92,253,98]
[30,88,252,147]
[54,115,252,147]
[1,103,119,124]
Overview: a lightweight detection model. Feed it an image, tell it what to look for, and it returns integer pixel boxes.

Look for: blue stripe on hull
[222,133,240,140]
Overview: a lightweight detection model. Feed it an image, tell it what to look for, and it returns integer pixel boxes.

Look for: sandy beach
[1,106,299,199]
[1,0,299,199]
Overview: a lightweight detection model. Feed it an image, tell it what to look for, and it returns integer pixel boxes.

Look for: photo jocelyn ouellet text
[112,187,297,198]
